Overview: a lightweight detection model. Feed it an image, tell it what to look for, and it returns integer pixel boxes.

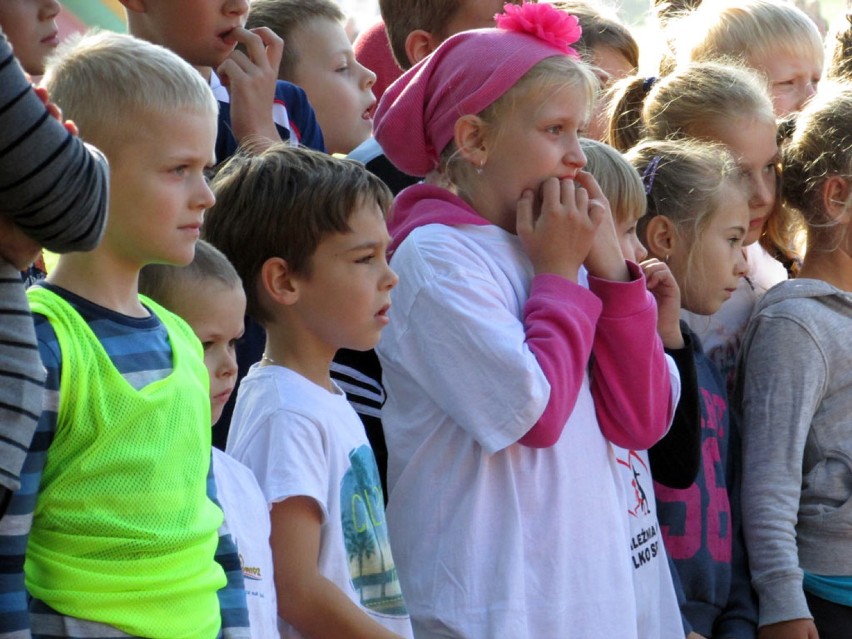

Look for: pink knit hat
[373,2,582,177]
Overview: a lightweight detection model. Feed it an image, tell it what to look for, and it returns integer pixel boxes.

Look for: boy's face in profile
[0,0,61,75]
[289,17,377,155]
[124,0,248,69]
[105,108,217,270]
[291,202,398,355]
[172,279,246,424]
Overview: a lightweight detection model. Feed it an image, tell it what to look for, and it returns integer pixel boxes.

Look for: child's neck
[799,245,852,292]
[195,65,213,83]
[45,251,148,318]
[262,325,337,393]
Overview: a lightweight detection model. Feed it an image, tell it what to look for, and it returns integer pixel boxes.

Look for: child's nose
[225,0,249,17]
[360,63,377,91]
[734,248,748,277]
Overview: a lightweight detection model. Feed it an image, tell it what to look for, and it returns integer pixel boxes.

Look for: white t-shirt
[614,447,684,639]
[378,223,639,639]
[227,365,414,639]
[682,242,787,389]
[212,448,280,639]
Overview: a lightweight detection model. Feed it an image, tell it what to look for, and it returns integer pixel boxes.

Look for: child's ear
[823,175,851,223]
[643,214,678,260]
[404,30,440,67]
[260,257,299,307]
[454,115,488,168]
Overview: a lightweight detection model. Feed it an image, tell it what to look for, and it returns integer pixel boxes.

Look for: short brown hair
[246,0,344,80]
[550,0,639,71]
[202,145,393,324]
[380,0,460,69]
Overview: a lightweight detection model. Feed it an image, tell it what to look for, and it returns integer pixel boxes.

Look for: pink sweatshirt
[388,184,672,450]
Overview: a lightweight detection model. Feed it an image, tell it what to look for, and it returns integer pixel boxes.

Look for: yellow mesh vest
[25,288,225,639]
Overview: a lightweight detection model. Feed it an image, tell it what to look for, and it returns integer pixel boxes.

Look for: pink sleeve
[588,261,673,450]
[518,274,602,448]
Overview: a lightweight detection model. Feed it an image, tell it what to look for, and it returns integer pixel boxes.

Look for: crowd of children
[0,0,850,638]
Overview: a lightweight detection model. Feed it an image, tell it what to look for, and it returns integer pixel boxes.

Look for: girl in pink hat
[373,3,675,637]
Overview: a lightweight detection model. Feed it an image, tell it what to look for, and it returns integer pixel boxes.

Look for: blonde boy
[0,31,248,638]
[203,145,413,639]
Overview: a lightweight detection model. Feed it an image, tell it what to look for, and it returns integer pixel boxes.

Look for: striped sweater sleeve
[0,30,108,499]
[0,29,109,253]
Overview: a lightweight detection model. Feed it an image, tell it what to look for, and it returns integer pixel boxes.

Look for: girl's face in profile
[475,83,588,230]
[710,117,779,245]
[671,182,750,315]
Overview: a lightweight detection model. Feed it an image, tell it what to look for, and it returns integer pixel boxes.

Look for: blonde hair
[42,30,217,156]
[827,13,852,81]
[247,0,345,80]
[782,81,852,252]
[672,0,823,73]
[607,60,775,152]
[580,139,645,226]
[441,55,597,197]
[625,139,738,266]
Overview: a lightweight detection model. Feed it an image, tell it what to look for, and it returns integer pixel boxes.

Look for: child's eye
[203,166,216,183]
[201,341,213,351]
[172,165,188,176]
[729,236,744,247]
[356,254,374,264]
[546,124,563,135]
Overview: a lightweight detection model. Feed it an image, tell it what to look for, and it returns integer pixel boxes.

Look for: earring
[664,254,670,264]
[475,159,484,175]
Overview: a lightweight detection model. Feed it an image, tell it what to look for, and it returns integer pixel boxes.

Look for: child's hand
[576,171,630,283]
[0,217,41,270]
[217,26,284,151]
[757,619,819,639]
[32,84,78,135]
[516,175,602,282]
[641,258,684,349]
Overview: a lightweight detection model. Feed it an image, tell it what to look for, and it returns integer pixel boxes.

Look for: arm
[0,30,108,254]
[0,314,60,635]
[271,497,405,639]
[216,27,284,151]
[514,174,605,447]
[738,315,824,631]
[649,324,701,489]
[207,460,251,638]
[587,261,673,450]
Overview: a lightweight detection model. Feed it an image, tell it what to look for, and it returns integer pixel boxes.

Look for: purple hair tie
[642,155,662,195]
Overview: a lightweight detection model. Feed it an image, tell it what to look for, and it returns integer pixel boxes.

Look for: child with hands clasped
[372,4,673,637]
[204,145,413,639]
[625,140,758,639]
[736,82,852,639]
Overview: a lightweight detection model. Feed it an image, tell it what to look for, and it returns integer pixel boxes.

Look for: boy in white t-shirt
[139,240,280,639]
[203,144,413,639]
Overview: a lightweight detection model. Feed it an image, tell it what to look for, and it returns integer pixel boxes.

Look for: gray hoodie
[735,278,852,627]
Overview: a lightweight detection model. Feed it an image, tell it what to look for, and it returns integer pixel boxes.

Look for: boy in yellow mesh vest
[0,31,248,638]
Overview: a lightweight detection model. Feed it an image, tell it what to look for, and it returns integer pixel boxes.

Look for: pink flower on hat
[496,2,582,57]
